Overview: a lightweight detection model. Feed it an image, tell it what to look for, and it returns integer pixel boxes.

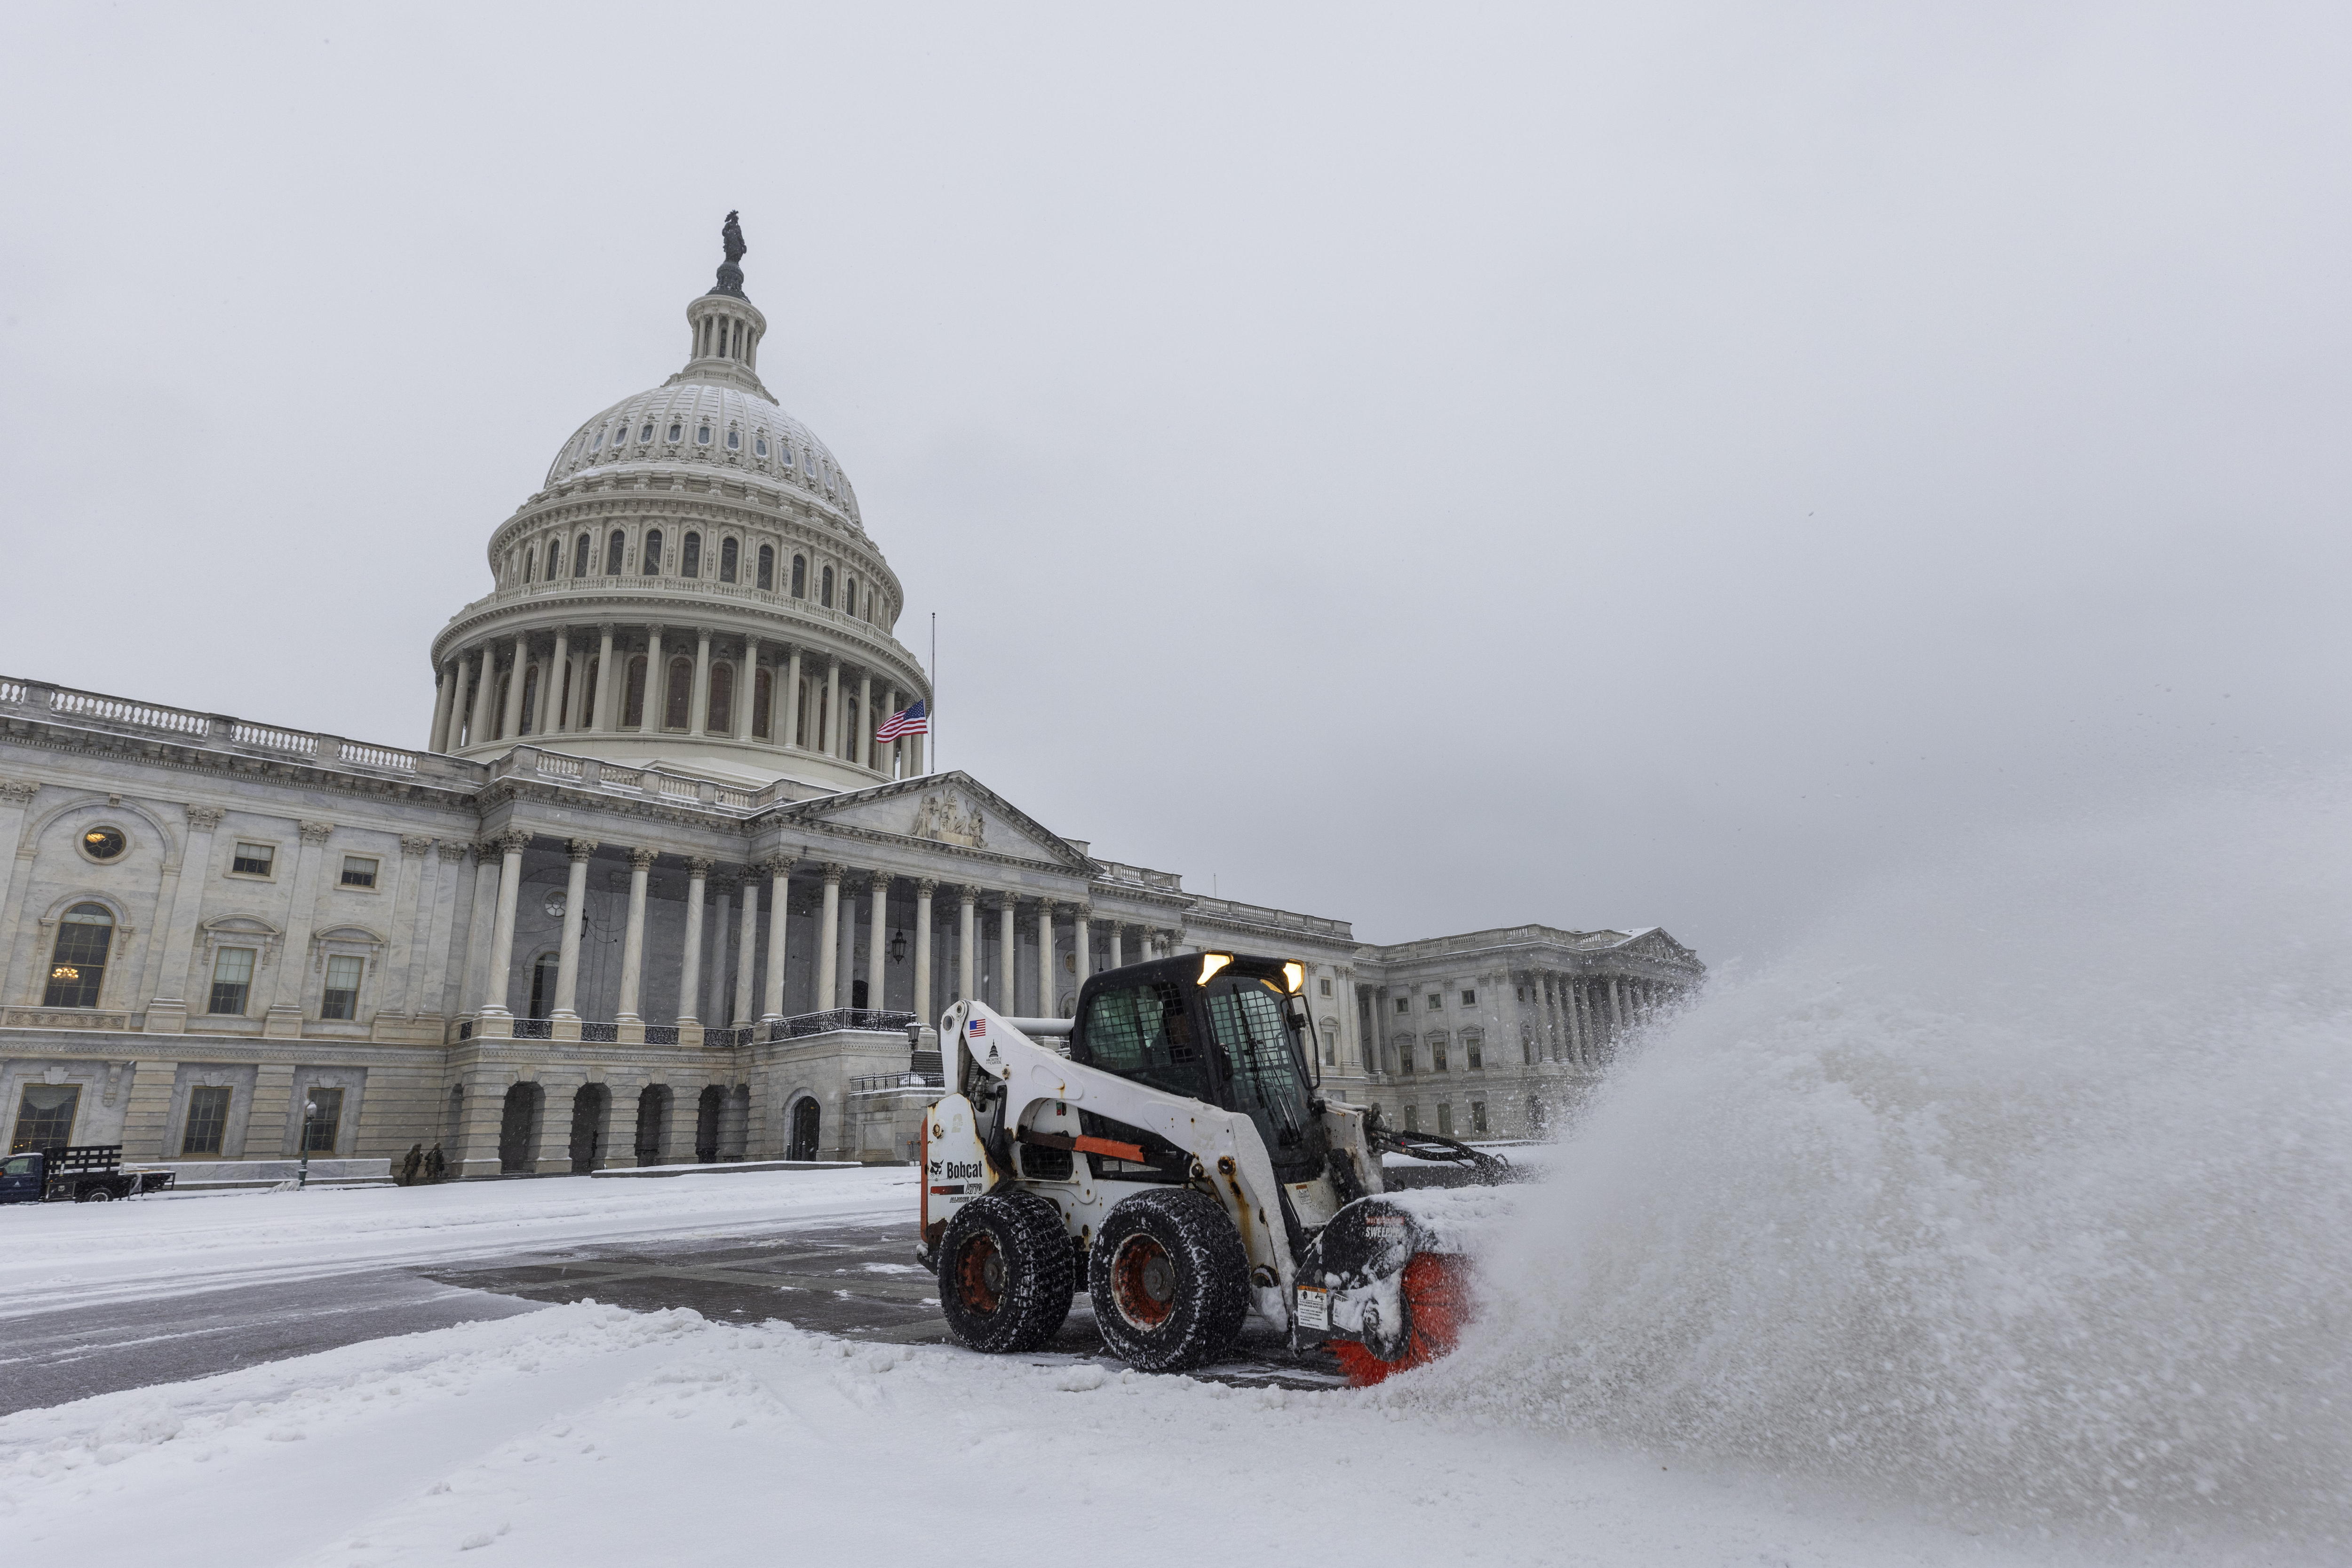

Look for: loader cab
[1071,952,1329,1183]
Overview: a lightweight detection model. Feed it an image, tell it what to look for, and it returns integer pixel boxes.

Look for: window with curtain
[11,1084,79,1153]
[181,1085,232,1156]
[321,955,363,1020]
[301,1088,344,1154]
[208,948,255,1014]
[43,903,113,1008]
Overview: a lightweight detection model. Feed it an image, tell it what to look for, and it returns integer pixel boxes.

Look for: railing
[644,1026,680,1046]
[703,1026,753,1048]
[767,1008,917,1041]
[580,1022,619,1043]
[512,1018,553,1039]
[851,1071,944,1094]
[2,675,477,785]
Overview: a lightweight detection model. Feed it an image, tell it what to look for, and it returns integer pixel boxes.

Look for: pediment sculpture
[912,791,985,848]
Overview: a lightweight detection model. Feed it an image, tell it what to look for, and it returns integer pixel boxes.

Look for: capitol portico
[0,222,1702,1181]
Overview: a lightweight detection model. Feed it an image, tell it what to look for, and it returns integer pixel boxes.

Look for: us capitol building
[0,222,1702,1181]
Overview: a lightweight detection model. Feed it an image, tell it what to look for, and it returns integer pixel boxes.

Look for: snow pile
[1414,780,2352,1551]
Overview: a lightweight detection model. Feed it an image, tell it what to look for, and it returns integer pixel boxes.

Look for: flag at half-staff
[875,699,929,741]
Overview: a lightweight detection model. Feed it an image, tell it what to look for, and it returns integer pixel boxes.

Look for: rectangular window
[1403,1104,1420,1132]
[1393,997,1409,1014]
[1319,977,1332,997]
[301,1087,344,1154]
[1461,989,1477,1006]
[1075,981,1203,1100]
[1466,1033,1483,1070]
[231,842,274,876]
[1433,1038,1449,1073]
[208,947,255,1015]
[10,1084,79,1154]
[1397,1039,1414,1076]
[1470,1101,1488,1135]
[1427,994,1442,1010]
[182,1085,232,1156]
[340,856,378,888]
[321,955,363,1020]
[1437,1102,1454,1136]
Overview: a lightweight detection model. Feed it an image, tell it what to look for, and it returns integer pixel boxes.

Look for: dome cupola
[424,215,930,796]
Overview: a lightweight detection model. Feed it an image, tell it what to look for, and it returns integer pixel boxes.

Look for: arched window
[719,537,739,583]
[695,423,712,446]
[43,903,114,1008]
[663,657,693,729]
[524,547,536,583]
[581,657,598,727]
[573,532,590,577]
[667,421,683,443]
[642,529,663,574]
[546,538,562,579]
[591,428,604,451]
[605,530,626,574]
[757,544,775,591]
[842,574,855,615]
[753,668,773,739]
[820,566,834,608]
[754,435,769,459]
[790,554,806,597]
[725,428,740,450]
[844,697,859,759]
[519,665,540,734]
[622,656,648,728]
[707,663,734,732]
[681,532,701,578]
[640,422,654,443]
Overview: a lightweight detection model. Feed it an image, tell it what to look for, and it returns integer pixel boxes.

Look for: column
[549,628,572,735]
[477,829,528,1020]
[1610,975,1625,1031]
[956,887,977,1006]
[552,839,595,1020]
[736,637,760,741]
[591,624,618,731]
[910,726,925,776]
[675,857,712,1025]
[262,821,334,1036]
[614,847,653,1023]
[784,648,803,748]
[837,879,860,1009]
[814,863,842,1012]
[879,687,897,775]
[424,840,469,1020]
[866,874,889,1013]
[823,659,841,756]
[759,858,791,1022]
[1070,906,1090,1012]
[429,660,460,752]
[995,896,1015,1012]
[1565,977,1589,1068]
[643,626,665,730]
[461,842,501,1018]
[1036,902,1057,1018]
[733,874,759,1025]
[704,877,735,1024]
[857,674,873,768]
[1109,923,1124,971]
[466,648,496,748]
[396,837,441,1018]
[690,627,713,736]
[499,634,528,739]
[143,803,222,1030]
[380,834,432,1016]
[913,879,935,1028]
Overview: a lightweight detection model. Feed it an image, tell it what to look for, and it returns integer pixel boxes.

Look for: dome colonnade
[425,245,927,792]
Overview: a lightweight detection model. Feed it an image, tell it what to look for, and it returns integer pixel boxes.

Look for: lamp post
[297,1098,317,1190]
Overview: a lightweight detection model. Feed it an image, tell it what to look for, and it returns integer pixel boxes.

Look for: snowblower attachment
[1291,1108,1515,1384]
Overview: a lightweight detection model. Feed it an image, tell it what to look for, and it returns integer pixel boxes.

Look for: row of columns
[470,836,1183,1030]
[429,624,925,776]
[1523,971,1677,1069]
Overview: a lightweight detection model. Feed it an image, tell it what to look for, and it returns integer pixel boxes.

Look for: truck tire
[76,1186,113,1203]
[1089,1188,1250,1374]
[938,1189,1074,1354]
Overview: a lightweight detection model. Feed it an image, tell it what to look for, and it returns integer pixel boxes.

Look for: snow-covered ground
[0,1169,2200,1567]
[0,1166,912,1321]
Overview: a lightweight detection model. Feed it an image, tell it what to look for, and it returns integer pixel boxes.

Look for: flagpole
[929,611,938,776]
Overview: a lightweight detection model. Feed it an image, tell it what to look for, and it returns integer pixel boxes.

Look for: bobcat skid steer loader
[917,950,1513,1383]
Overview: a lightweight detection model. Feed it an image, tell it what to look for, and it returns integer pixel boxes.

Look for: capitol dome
[422,221,929,794]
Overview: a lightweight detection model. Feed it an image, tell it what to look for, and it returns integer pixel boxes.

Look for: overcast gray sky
[3,3,2344,961]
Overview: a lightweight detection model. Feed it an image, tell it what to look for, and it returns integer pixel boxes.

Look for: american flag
[968,1018,986,1037]
[876,699,929,742]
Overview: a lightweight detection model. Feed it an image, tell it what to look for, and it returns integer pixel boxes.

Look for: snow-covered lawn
[0,1167,914,1321]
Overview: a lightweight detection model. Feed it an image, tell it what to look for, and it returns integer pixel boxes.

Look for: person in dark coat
[398,1143,424,1186]
[424,1143,447,1183]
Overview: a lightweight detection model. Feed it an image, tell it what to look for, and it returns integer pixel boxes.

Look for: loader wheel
[938,1189,1074,1354]
[1089,1188,1249,1374]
